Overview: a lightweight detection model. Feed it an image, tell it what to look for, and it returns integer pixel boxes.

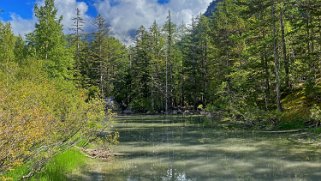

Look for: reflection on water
[72,115,321,181]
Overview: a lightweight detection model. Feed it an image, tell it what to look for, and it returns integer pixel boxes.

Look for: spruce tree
[92,15,109,97]
[30,0,73,78]
[163,11,177,112]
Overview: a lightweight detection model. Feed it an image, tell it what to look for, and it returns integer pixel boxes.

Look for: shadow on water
[70,115,321,181]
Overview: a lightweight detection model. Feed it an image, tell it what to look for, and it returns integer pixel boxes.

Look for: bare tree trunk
[262,53,270,110]
[165,52,168,114]
[272,2,283,112]
[100,44,104,97]
[280,5,290,90]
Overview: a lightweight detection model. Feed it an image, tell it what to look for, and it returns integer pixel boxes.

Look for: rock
[200,111,209,115]
[207,113,213,118]
[184,110,190,115]
[123,109,133,114]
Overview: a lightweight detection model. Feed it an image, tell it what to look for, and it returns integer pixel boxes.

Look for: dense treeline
[198,0,321,124]
[116,0,321,126]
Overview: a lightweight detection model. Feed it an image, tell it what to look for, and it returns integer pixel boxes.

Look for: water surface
[72,115,321,181]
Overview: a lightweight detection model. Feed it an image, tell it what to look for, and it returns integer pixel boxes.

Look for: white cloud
[7,0,212,43]
[9,13,36,36]
[95,0,212,44]
[8,0,92,37]
[55,0,94,34]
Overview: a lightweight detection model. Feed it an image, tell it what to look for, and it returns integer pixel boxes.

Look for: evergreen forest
[2,0,321,179]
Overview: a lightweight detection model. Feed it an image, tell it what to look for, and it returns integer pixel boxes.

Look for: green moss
[32,149,87,181]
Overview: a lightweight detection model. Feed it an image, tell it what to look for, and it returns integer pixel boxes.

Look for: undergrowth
[31,149,87,181]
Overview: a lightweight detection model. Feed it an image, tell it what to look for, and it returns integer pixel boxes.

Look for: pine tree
[182,15,211,108]
[130,26,152,112]
[30,0,74,78]
[92,14,109,97]
[272,1,283,112]
[289,0,321,99]
[71,8,84,70]
[148,21,166,111]
[208,0,245,110]
[163,11,177,112]
[240,0,273,110]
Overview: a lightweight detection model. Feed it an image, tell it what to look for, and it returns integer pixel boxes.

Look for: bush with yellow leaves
[0,60,107,171]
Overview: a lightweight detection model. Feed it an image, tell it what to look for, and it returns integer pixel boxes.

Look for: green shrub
[0,60,106,173]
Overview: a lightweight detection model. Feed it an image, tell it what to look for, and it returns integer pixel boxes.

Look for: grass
[1,149,87,181]
[277,118,306,130]
[279,89,310,130]
[31,149,87,181]
[307,127,321,134]
[1,164,30,181]
[278,81,321,130]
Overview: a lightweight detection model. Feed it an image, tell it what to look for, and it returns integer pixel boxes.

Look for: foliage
[0,23,16,63]
[310,105,321,121]
[28,0,74,79]
[0,1,117,178]
[310,104,321,126]
[4,0,321,177]
[31,149,86,181]
[1,164,29,181]
[0,60,106,172]
[76,23,129,99]
[127,15,183,112]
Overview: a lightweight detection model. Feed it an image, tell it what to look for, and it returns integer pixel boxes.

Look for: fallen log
[254,129,302,134]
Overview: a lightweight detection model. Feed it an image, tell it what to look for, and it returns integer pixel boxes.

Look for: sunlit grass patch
[1,164,29,181]
[32,149,87,181]
[279,89,309,130]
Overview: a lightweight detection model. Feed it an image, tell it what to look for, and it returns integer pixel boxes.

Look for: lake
[71,115,321,181]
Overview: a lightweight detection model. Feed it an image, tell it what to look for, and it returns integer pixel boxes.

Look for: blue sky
[0,0,35,20]
[0,0,212,43]
[0,0,98,20]
[0,0,170,20]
